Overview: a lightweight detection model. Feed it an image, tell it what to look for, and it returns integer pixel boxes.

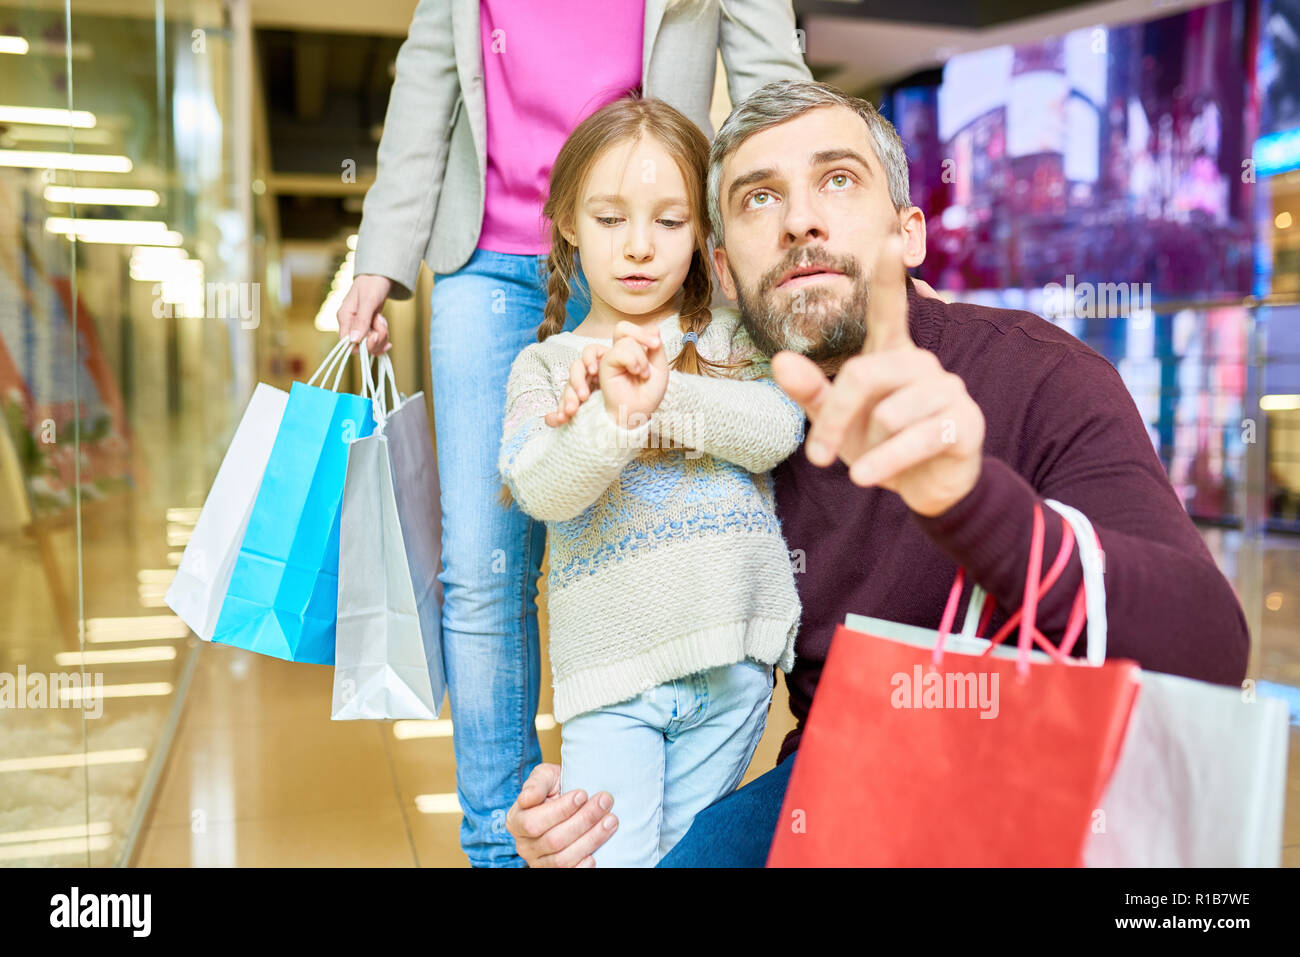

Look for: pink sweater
[477,0,646,255]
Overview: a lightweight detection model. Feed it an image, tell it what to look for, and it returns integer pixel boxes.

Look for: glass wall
[0,0,254,865]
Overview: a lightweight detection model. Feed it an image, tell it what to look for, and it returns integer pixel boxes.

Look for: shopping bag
[332,352,446,719]
[164,382,288,639]
[769,500,1140,867]
[1084,670,1290,867]
[1032,502,1292,867]
[210,339,375,664]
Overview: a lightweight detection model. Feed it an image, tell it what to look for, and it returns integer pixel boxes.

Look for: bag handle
[977,501,1103,665]
[933,502,1047,679]
[307,338,355,392]
[940,498,1106,674]
[356,343,402,426]
[1045,499,1107,665]
[933,495,1109,677]
[375,354,401,421]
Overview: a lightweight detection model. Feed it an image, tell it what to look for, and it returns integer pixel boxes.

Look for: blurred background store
[0,0,1297,867]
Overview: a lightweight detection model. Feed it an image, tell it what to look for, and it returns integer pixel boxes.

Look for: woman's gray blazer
[354,0,812,299]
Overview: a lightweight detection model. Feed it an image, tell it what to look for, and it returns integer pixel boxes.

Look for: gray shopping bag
[332,352,445,719]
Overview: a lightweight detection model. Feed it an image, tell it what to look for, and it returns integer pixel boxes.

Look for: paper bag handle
[308,338,357,392]
[936,499,1106,675]
[356,342,402,426]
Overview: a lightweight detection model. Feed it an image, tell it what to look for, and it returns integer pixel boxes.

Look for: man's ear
[712,245,737,300]
[899,206,927,269]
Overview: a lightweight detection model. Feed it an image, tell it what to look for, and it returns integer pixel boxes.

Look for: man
[506,79,1251,867]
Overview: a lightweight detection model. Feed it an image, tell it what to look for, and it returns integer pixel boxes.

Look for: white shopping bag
[332,351,445,720]
[165,380,289,640]
[1084,668,1289,867]
[1044,502,1290,867]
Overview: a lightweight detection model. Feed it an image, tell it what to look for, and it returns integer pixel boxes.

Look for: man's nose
[781,189,828,243]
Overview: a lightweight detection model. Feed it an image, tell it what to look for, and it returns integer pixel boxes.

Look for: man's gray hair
[707,80,912,246]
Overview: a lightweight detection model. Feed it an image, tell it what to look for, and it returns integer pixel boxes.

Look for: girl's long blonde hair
[499,94,752,508]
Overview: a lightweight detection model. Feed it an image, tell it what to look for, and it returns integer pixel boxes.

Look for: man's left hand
[771,235,985,518]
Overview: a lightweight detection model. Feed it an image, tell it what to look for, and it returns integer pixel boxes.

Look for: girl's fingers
[603,338,649,377]
[582,343,608,377]
[612,321,660,351]
[567,358,590,401]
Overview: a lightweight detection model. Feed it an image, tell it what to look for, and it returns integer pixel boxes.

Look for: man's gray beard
[731,266,871,369]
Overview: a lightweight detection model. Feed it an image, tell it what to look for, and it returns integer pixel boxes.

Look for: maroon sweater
[773,281,1250,765]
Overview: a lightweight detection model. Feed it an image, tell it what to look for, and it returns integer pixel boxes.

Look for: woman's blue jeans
[429,247,589,867]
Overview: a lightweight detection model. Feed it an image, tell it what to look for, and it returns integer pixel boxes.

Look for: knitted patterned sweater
[498,306,805,723]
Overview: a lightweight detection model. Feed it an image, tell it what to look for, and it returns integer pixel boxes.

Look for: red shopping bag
[768,503,1140,867]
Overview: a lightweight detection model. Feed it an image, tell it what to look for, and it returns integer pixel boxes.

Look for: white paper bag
[165,381,289,640]
[332,354,445,720]
[1084,668,1290,867]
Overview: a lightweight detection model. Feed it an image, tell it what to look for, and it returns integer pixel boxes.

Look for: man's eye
[828,173,852,189]
[746,190,775,209]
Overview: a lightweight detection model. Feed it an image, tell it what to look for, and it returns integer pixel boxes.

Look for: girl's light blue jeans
[559,658,777,867]
[429,247,589,867]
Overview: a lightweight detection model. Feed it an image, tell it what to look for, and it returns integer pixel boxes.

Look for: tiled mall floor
[132,576,801,867]
[133,631,801,867]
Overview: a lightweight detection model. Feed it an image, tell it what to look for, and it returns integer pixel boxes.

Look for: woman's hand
[337,273,395,354]
[546,343,608,427]
[599,322,667,425]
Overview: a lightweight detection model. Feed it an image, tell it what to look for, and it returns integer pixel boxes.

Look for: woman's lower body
[558,658,776,867]
[429,247,589,867]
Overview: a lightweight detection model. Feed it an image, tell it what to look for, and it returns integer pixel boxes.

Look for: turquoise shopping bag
[211,339,376,664]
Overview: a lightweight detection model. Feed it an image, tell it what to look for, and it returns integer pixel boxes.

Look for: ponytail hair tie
[681,331,699,346]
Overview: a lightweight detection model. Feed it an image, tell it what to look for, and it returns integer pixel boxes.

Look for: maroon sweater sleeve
[912,348,1249,686]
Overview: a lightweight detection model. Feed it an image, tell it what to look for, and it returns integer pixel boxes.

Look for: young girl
[497,96,804,867]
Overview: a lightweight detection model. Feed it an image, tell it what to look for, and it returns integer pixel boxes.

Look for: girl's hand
[600,321,667,424]
[546,343,608,427]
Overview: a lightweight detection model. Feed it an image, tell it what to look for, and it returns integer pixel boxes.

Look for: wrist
[908,455,984,518]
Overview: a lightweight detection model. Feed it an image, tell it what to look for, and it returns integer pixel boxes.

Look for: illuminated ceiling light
[346,233,358,250]
[85,615,189,643]
[1277,211,1294,230]
[133,247,189,262]
[0,748,148,774]
[0,36,29,55]
[45,217,182,246]
[0,105,96,127]
[166,507,202,522]
[129,258,202,283]
[392,719,453,739]
[3,125,112,146]
[392,713,555,739]
[1260,394,1300,412]
[414,793,462,814]
[0,822,111,845]
[315,255,355,331]
[45,186,160,207]
[137,569,176,584]
[59,683,173,703]
[0,836,113,863]
[54,646,177,666]
[0,149,129,172]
